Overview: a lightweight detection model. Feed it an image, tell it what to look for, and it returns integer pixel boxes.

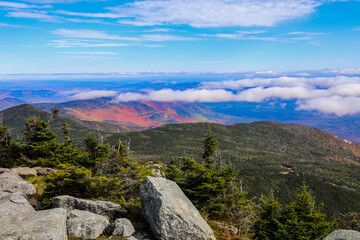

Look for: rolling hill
[33,98,253,129]
[0,104,129,143]
[0,97,26,110]
[107,121,360,215]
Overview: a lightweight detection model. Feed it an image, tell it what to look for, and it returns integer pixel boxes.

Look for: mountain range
[33,98,251,129]
[0,104,128,142]
[1,104,360,216]
[1,93,360,143]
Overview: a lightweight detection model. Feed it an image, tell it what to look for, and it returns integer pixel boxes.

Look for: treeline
[0,114,353,239]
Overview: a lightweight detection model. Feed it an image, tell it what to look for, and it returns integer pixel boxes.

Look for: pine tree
[20,116,60,165]
[281,183,336,240]
[202,130,218,167]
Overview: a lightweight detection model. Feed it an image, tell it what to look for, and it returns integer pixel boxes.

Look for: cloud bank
[110,75,360,116]
[20,69,360,116]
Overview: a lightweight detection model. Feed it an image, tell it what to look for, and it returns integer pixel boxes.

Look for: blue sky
[1,0,360,74]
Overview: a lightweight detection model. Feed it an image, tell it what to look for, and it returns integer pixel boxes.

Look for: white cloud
[56,10,119,18]
[51,0,324,28]
[22,0,100,3]
[207,33,278,41]
[298,96,360,116]
[112,74,360,115]
[140,34,198,41]
[204,29,322,42]
[7,11,60,22]
[201,76,360,90]
[284,31,326,35]
[108,0,321,28]
[113,87,330,103]
[143,28,173,32]
[49,40,132,48]
[51,29,199,42]
[60,51,117,55]
[0,1,51,9]
[114,89,237,102]
[235,87,330,102]
[69,90,118,100]
[51,29,138,40]
[0,22,26,28]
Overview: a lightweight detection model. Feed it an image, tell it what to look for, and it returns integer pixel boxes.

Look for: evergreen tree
[254,184,337,240]
[46,123,89,167]
[84,134,111,167]
[254,193,287,240]
[167,133,248,221]
[202,130,218,167]
[281,183,336,239]
[20,116,60,165]
[0,123,20,168]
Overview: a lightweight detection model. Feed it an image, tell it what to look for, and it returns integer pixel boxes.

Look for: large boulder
[112,218,136,237]
[0,208,67,240]
[0,168,36,195]
[0,192,35,218]
[67,209,110,239]
[53,195,127,220]
[324,230,360,240]
[11,167,37,177]
[140,177,216,240]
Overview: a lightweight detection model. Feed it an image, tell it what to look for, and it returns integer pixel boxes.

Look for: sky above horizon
[1,0,360,74]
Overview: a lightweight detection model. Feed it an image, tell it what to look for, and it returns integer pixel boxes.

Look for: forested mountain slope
[109,121,360,215]
[0,104,129,141]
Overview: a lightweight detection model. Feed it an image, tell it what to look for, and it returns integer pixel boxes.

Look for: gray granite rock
[0,190,11,198]
[0,208,67,240]
[53,195,127,220]
[34,167,55,176]
[112,218,136,237]
[67,209,110,239]
[0,192,35,218]
[140,177,216,240]
[323,230,360,240]
[0,168,36,195]
[11,167,37,177]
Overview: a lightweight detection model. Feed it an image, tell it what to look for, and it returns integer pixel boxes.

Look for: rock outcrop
[34,166,55,176]
[0,168,36,195]
[67,209,110,239]
[53,195,127,220]
[140,177,216,240]
[0,192,35,218]
[324,229,360,240]
[0,208,67,240]
[11,167,37,177]
[112,218,136,237]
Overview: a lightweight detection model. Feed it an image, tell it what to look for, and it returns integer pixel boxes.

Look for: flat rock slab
[0,192,35,218]
[11,167,37,177]
[0,208,67,240]
[53,195,127,220]
[324,230,360,240]
[67,209,110,239]
[0,168,36,195]
[140,177,216,240]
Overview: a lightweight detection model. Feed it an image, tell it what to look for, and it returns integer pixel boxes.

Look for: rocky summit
[0,168,218,240]
[140,176,216,240]
[53,195,128,220]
